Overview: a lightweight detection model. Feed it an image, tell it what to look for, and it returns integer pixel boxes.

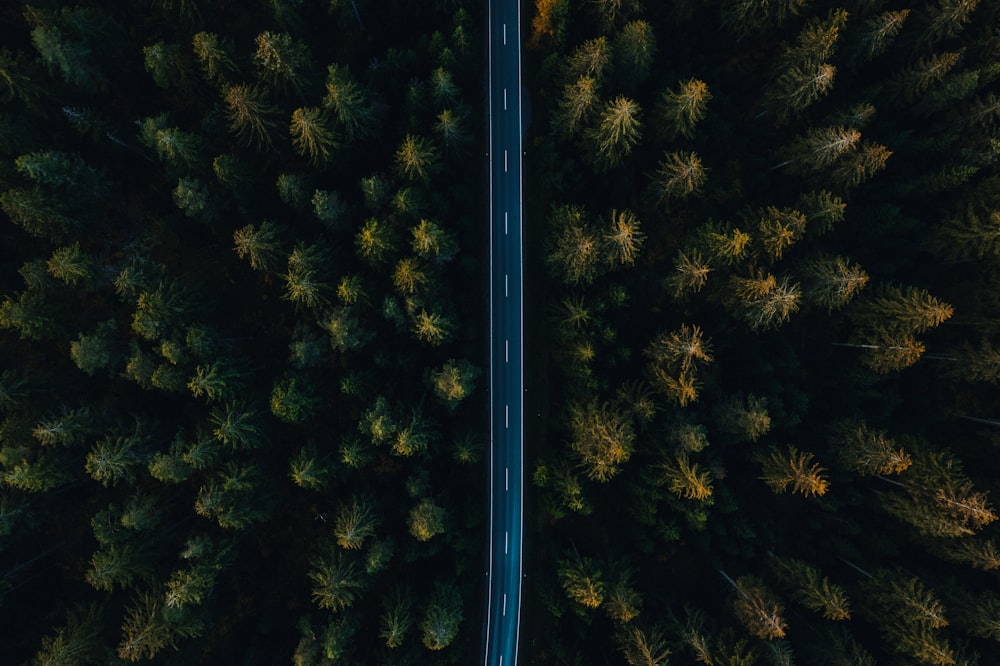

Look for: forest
[0,0,486,663]
[525,0,1000,664]
[2,0,1000,665]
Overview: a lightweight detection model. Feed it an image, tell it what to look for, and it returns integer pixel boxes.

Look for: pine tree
[555,76,599,136]
[253,31,310,94]
[224,84,277,148]
[759,445,830,497]
[308,550,363,612]
[379,589,413,648]
[783,126,861,173]
[191,32,235,83]
[568,402,636,482]
[756,207,806,261]
[728,273,801,331]
[653,151,708,201]
[765,63,837,123]
[421,583,463,650]
[659,452,713,500]
[613,20,657,88]
[770,557,851,620]
[924,0,979,44]
[854,285,954,336]
[667,250,712,298]
[233,221,282,272]
[209,403,264,449]
[33,604,102,666]
[726,574,788,640]
[559,555,605,609]
[717,393,772,442]
[395,134,439,182]
[616,624,671,666]
[430,358,480,408]
[646,324,714,373]
[412,309,454,346]
[435,107,470,151]
[288,445,330,490]
[117,594,177,661]
[323,64,374,140]
[659,78,711,140]
[805,256,869,311]
[603,568,644,623]
[355,218,396,264]
[334,498,376,550]
[603,209,645,267]
[565,36,612,84]
[408,498,446,541]
[547,209,602,285]
[853,10,910,62]
[830,140,892,188]
[289,108,337,165]
[831,420,911,477]
[587,96,642,170]
[891,52,961,104]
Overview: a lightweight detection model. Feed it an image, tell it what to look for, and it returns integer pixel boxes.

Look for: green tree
[289,445,331,490]
[355,218,396,264]
[854,10,910,62]
[233,220,282,272]
[379,591,413,649]
[290,107,337,165]
[759,445,830,497]
[559,555,605,609]
[717,393,771,442]
[613,20,657,87]
[616,624,671,666]
[565,36,612,83]
[70,320,119,375]
[832,420,912,476]
[324,64,375,140]
[555,76,599,136]
[411,219,458,262]
[853,285,954,336]
[395,134,439,182]
[831,141,892,188]
[85,431,147,487]
[33,604,102,666]
[224,83,277,148]
[253,31,310,93]
[209,403,264,449]
[334,498,376,550]
[412,309,454,346]
[191,32,235,83]
[770,557,851,620]
[587,96,642,170]
[659,452,713,501]
[726,574,788,640]
[421,583,463,650]
[117,593,197,662]
[408,498,446,541]
[659,78,711,140]
[765,63,837,123]
[187,361,243,402]
[430,358,480,408]
[283,243,330,310]
[756,207,806,261]
[143,42,190,90]
[270,376,319,424]
[805,256,869,311]
[653,151,708,201]
[568,401,636,482]
[667,250,712,298]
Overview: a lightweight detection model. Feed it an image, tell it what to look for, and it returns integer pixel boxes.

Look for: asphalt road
[482,0,523,664]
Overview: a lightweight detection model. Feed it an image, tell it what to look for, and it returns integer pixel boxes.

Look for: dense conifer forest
[2,0,1000,664]
[0,1,485,662]
[526,0,1000,664]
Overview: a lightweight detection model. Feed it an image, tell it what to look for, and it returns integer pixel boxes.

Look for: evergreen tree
[804,255,869,311]
[290,108,337,165]
[726,574,788,640]
[323,64,375,141]
[395,134,439,182]
[555,76,599,136]
[253,31,311,94]
[421,583,463,650]
[832,420,912,476]
[587,96,642,170]
[379,589,413,649]
[408,498,446,541]
[659,78,711,140]
[759,445,830,497]
[224,83,278,149]
[568,401,636,482]
[559,555,605,609]
[233,221,282,272]
[333,498,376,550]
[653,151,708,201]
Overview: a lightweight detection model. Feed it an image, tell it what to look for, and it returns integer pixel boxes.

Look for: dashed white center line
[503,594,507,616]
[505,211,508,234]
[505,405,508,429]
[503,23,507,45]
[505,530,508,554]
[504,150,508,172]
[505,274,508,297]
[504,88,507,110]
[505,467,509,490]
[505,339,508,363]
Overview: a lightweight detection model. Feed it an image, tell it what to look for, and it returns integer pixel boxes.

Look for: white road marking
[505,467,508,490]
[503,23,507,45]
[505,274,508,297]
[504,88,507,110]
[505,405,508,429]
[505,211,508,234]
[505,339,508,362]
[504,150,508,172]
[503,594,507,615]
[505,530,508,554]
